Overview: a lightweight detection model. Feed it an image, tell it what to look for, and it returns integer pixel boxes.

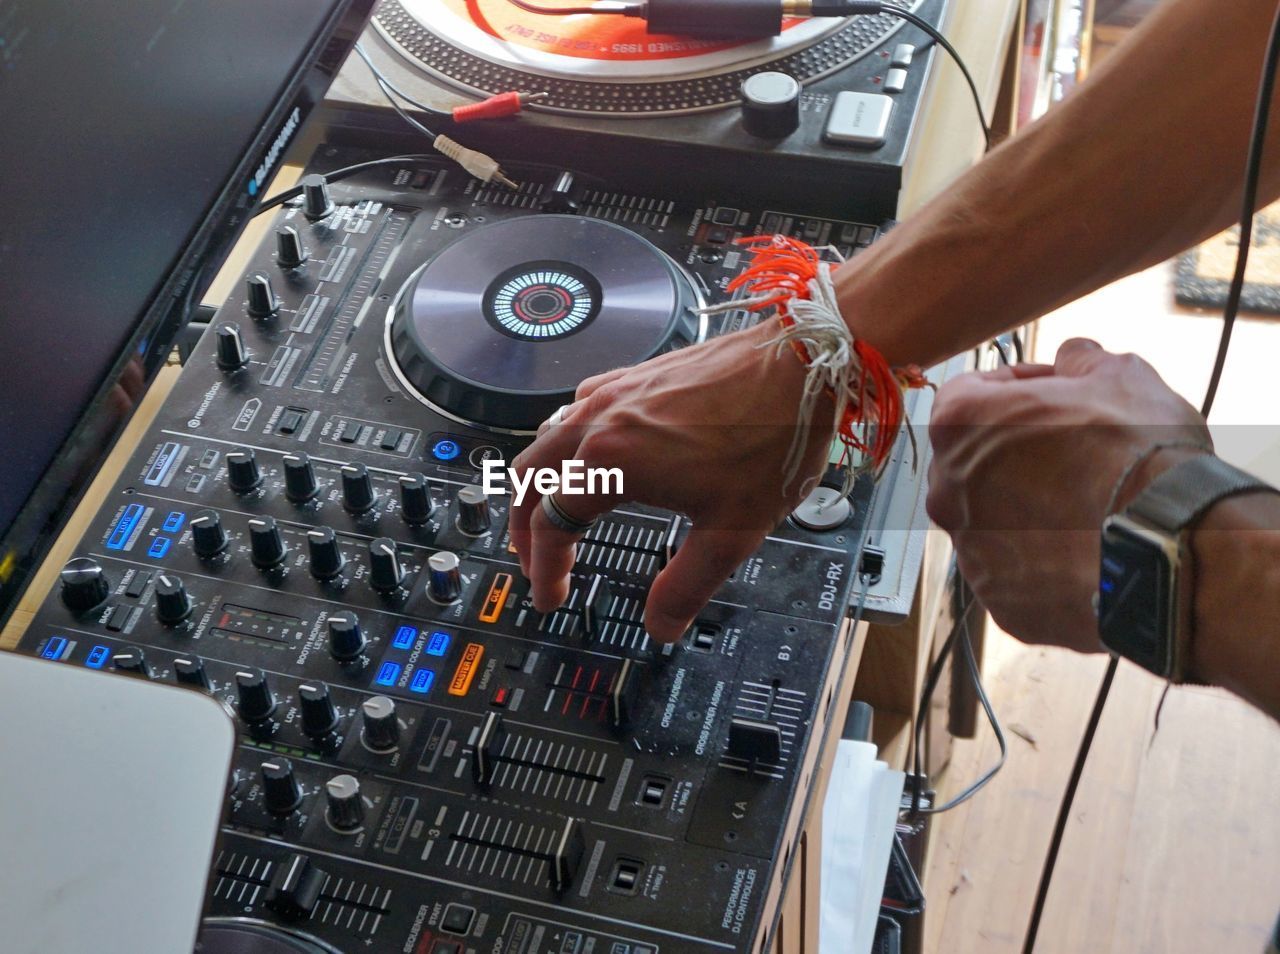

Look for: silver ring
[547,404,571,428]
[540,493,597,535]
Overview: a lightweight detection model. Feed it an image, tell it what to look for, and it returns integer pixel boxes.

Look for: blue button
[410,669,435,694]
[162,511,186,533]
[85,645,111,669]
[375,662,402,687]
[41,636,68,661]
[426,631,451,657]
[147,537,172,559]
[392,625,418,650]
[432,439,461,461]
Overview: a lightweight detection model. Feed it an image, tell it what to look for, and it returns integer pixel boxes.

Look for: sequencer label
[448,642,485,696]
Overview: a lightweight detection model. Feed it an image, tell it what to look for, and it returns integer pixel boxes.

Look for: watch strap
[1126,454,1272,531]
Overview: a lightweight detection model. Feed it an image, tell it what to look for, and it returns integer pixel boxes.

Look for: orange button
[448,643,485,696]
[478,573,512,624]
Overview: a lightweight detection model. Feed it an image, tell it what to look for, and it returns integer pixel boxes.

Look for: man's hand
[926,339,1210,652]
[508,319,834,644]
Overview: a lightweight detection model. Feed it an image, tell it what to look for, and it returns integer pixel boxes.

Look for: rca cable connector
[452,90,549,123]
[432,134,519,189]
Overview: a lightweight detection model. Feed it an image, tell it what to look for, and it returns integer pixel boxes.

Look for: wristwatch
[1098,453,1273,681]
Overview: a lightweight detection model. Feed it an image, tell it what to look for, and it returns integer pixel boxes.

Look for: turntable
[323,0,950,219]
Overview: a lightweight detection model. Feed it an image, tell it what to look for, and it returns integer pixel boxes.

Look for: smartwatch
[1098,453,1273,681]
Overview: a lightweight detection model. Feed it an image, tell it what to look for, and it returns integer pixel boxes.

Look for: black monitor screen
[0,0,371,617]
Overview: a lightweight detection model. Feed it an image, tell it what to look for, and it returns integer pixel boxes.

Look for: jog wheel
[195,919,342,954]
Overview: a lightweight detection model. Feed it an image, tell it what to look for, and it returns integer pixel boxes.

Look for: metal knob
[456,484,491,536]
[324,775,365,831]
[740,71,802,139]
[361,696,401,751]
[427,551,462,604]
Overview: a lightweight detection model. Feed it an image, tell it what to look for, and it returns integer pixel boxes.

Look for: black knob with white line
[261,759,303,817]
[326,612,366,662]
[399,473,435,525]
[59,557,111,614]
[301,173,334,221]
[190,510,229,558]
[226,449,262,493]
[341,463,377,514]
[275,224,308,268]
[740,71,802,139]
[248,517,289,569]
[427,551,462,603]
[298,683,341,746]
[306,527,345,581]
[153,573,192,625]
[174,656,211,691]
[283,453,319,503]
[215,322,248,371]
[368,537,405,593]
[246,273,280,318]
[455,484,491,536]
[112,646,151,679]
[324,775,365,831]
[361,696,401,751]
[235,669,278,724]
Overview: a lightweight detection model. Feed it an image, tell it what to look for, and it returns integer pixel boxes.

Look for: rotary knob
[361,695,401,751]
[248,516,289,569]
[298,683,340,744]
[190,510,229,558]
[326,612,366,662]
[235,668,277,723]
[741,71,802,139]
[153,573,193,625]
[368,537,404,593]
[301,174,334,221]
[398,473,435,525]
[174,656,211,691]
[261,758,303,816]
[215,322,249,371]
[111,646,151,679]
[427,551,462,604]
[341,463,377,514]
[283,453,319,503]
[324,775,365,831]
[246,272,280,318]
[59,557,111,614]
[455,485,491,536]
[226,449,262,493]
[307,527,345,581]
[276,224,308,268]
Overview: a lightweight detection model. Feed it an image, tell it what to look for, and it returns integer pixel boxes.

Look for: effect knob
[455,484,491,536]
[306,526,345,581]
[324,775,365,831]
[153,573,192,625]
[283,453,319,503]
[215,322,248,371]
[301,173,335,221]
[361,695,401,751]
[740,71,802,139]
[235,668,277,723]
[59,557,110,614]
[275,224,308,268]
[341,463,377,514]
[368,537,404,593]
[427,551,462,604]
[246,272,280,318]
[398,473,435,525]
[326,611,366,662]
[111,646,151,679]
[226,449,262,493]
[190,510,229,558]
[173,656,211,691]
[261,758,303,816]
[248,516,289,569]
[298,682,340,743]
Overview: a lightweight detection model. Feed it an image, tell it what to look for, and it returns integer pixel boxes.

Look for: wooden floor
[920,259,1280,953]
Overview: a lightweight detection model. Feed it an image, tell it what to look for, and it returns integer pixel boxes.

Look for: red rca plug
[452,91,549,123]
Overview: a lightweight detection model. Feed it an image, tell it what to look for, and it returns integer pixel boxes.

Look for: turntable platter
[373,0,923,114]
[386,214,701,432]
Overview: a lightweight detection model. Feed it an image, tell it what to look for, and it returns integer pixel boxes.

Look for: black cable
[352,43,448,120]
[250,155,437,217]
[507,0,627,13]
[1022,8,1280,949]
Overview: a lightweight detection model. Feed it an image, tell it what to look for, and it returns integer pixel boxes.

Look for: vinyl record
[386,214,700,432]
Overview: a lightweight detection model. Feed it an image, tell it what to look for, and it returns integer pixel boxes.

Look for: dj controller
[11,0,955,945]
[15,142,908,954]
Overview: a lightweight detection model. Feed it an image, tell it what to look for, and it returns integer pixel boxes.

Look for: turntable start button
[824,91,893,149]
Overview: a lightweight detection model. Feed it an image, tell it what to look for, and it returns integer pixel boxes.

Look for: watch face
[1098,521,1174,675]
